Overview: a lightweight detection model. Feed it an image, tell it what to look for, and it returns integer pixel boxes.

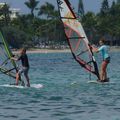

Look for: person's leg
[104,71,107,80]
[16,68,23,85]
[101,61,108,81]
[100,62,103,81]
[100,69,104,81]
[104,57,110,80]
[25,74,30,87]
[103,62,109,80]
[16,72,20,85]
[100,61,105,81]
[24,68,30,87]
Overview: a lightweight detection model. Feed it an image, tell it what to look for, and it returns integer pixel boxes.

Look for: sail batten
[57,0,100,79]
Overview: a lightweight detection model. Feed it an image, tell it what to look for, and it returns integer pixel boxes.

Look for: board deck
[87,80,109,84]
[0,84,43,89]
[88,78,110,83]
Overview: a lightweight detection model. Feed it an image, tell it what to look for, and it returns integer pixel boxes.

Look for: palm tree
[38,2,56,19]
[117,0,120,4]
[0,3,11,26]
[78,0,84,19]
[25,0,39,18]
[37,2,60,46]
[100,0,110,15]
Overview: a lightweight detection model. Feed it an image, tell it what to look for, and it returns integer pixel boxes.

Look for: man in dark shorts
[11,48,30,87]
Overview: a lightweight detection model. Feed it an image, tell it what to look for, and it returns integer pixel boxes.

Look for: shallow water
[0,51,120,120]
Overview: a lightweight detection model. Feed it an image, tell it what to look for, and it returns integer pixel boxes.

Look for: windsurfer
[11,48,30,87]
[91,38,110,82]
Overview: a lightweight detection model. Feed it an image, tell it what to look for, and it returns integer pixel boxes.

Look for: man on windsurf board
[11,48,30,87]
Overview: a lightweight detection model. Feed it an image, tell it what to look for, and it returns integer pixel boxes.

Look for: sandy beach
[109,46,120,52]
[12,46,120,54]
[12,49,71,54]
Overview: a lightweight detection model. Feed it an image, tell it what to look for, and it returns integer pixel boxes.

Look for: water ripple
[0,52,120,120]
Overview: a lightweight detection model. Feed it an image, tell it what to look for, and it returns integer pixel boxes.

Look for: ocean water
[0,51,120,120]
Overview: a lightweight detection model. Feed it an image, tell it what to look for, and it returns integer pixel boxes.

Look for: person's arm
[11,55,21,61]
[11,57,18,61]
[90,45,99,53]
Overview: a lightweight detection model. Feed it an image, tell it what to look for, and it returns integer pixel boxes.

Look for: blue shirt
[98,45,109,60]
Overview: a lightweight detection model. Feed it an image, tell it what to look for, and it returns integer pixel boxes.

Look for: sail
[0,31,18,79]
[57,0,100,79]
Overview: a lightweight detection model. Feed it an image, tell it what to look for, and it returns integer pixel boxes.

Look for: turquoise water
[0,51,120,120]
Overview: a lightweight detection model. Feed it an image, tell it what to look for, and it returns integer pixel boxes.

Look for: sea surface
[0,51,120,120]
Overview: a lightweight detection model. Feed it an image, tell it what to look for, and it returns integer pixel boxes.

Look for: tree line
[81,0,120,46]
[0,0,120,49]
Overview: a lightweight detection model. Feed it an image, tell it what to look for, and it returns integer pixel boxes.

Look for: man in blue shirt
[92,38,110,82]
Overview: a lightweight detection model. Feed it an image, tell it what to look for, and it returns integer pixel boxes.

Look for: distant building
[9,8,20,19]
[0,2,5,8]
[0,3,5,20]
[0,2,20,20]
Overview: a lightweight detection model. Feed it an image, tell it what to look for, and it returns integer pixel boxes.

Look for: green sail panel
[0,31,17,79]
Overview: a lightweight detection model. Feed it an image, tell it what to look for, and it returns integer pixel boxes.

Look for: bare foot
[27,84,30,87]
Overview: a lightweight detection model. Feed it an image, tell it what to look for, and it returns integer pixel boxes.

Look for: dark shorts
[104,57,110,63]
[18,67,29,76]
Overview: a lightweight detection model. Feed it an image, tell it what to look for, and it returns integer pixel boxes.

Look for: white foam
[0,84,25,88]
[0,84,43,89]
[31,84,43,88]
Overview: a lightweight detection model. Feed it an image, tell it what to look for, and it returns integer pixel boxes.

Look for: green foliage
[1,1,120,48]
[78,0,84,18]
[82,12,98,43]
[82,0,120,45]
[100,0,109,15]
[82,12,97,28]
[117,0,120,4]
[25,0,39,18]
[38,2,59,19]
[2,26,32,48]
[0,3,11,26]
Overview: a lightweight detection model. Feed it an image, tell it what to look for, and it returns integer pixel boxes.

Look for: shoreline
[12,49,71,54]
[12,46,120,54]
